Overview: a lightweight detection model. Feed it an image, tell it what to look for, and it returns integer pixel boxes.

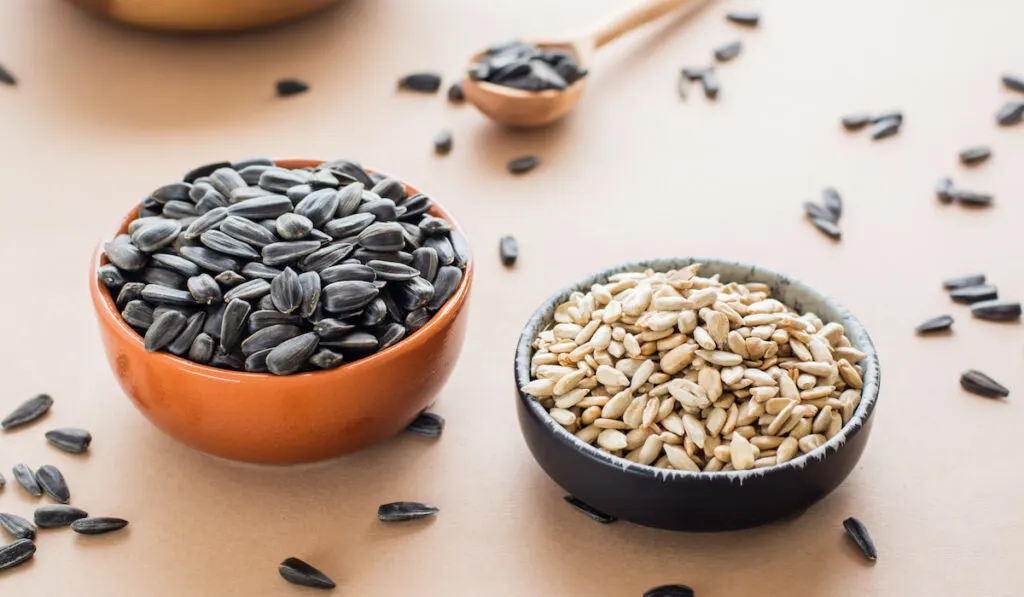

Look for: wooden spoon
[462,0,707,128]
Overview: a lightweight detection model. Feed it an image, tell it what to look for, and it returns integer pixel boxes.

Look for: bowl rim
[91,158,473,382]
[514,257,881,482]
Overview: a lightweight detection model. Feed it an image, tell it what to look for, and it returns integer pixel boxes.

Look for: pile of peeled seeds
[520,264,867,473]
[98,158,470,375]
[467,40,587,92]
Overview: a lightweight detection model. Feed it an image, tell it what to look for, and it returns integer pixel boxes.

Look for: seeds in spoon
[406,412,444,437]
[507,155,540,174]
[713,40,742,62]
[915,315,953,334]
[275,78,309,97]
[958,146,991,165]
[11,464,41,497]
[45,428,92,454]
[397,72,442,93]
[35,464,70,503]
[563,495,616,523]
[0,539,35,572]
[34,505,88,528]
[971,299,1021,321]
[960,370,1009,398]
[2,393,53,430]
[279,557,336,590]
[843,517,877,561]
[377,501,440,522]
[434,129,453,155]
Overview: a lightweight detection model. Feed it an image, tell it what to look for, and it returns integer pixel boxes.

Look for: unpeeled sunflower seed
[843,517,877,561]
[309,349,344,369]
[188,333,216,364]
[644,585,695,597]
[270,267,303,314]
[960,369,1009,398]
[0,513,36,540]
[187,274,222,304]
[959,146,991,165]
[915,315,953,334]
[262,241,322,267]
[295,188,340,227]
[34,504,88,528]
[241,325,303,356]
[70,517,129,535]
[223,278,271,302]
[200,230,260,259]
[943,273,984,290]
[12,464,41,497]
[398,72,442,93]
[377,501,440,522]
[144,311,188,351]
[266,333,320,375]
[0,63,18,87]
[0,538,35,572]
[434,129,453,155]
[406,412,444,437]
[507,155,540,175]
[276,78,309,97]
[714,40,742,61]
[220,299,252,352]
[167,311,206,356]
[949,284,997,304]
[563,495,616,523]
[45,428,92,454]
[298,271,321,318]
[841,113,871,130]
[279,557,336,590]
[870,118,900,140]
[2,394,54,430]
[298,243,353,272]
[227,195,293,219]
[810,217,841,240]
[970,299,1021,321]
[122,300,154,329]
[179,246,240,273]
[323,281,379,313]
[131,219,181,252]
[996,100,1024,126]
[35,464,70,503]
[103,240,147,271]
[949,189,993,207]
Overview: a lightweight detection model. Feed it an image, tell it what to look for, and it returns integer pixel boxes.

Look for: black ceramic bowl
[514,258,881,532]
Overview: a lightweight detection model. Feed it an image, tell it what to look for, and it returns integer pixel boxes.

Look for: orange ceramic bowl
[90,159,473,464]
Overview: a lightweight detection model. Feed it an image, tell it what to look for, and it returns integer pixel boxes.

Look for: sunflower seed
[841,112,872,130]
[179,245,240,273]
[935,177,954,203]
[320,263,375,284]
[333,182,366,217]
[292,272,320,319]
[433,130,453,155]
[271,213,311,241]
[366,260,419,281]
[149,254,200,279]
[843,517,877,561]
[137,206,160,218]
[122,300,155,329]
[821,188,842,219]
[398,72,442,93]
[325,213,375,239]
[960,369,1009,398]
[563,495,616,523]
[450,231,470,268]
[220,299,252,352]
[198,230,259,260]
[714,40,742,62]
[726,10,759,26]
[426,266,460,310]
[144,310,187,351]
[258,167,308,193]
[70,517,129,535]
[243,348,272,372]
[424,236,455,266]
[356,299,386,327]
[196,189,229,214]
[404,307,431,331]
[216,217,276,249]
[185,274,220,304]
[131,219,181,252]
[323,280,379,312]
[406,412,444,437]
[971,299,1021,321]
[359,222,408,255]
[353,249,413,265]
[392,277,434,311]
[0,513,36,540]
[916,315,953,334]
[138,267,184,289]
[959,146,991,165]
[188,333,215,363]
[309,349,344,369]
[12,464,41,496]
[163,200,198,219]
[266,333,319,375]
[165,311,205,355]
[418,216,451,236]
[0,539,35,571]
[221,279,270,303]
[943,274,984,289]
[447,81,464,102]
[0,63,17,86]
[322,332,378,353]
[35,464,70,503]
[996,100,1024,126]
[950,189,993,206]
[495,234,520,267]
[264,267,300,314]
[210,350,244,370]
[276,78,309,97]
[184,161,232,183]
[378,501,439,522]
[227,195,293,219]
[97,264,126,289]
[229,187,274,205]
[247,311,300,333]
[412,247,439,282]
[35,504,88,528]
[681,66,708,80]
[2,394,54,430]
[810,217,841,240]
[238,262,279,281]
[286,184,313,204]
[950,284,997,304]
[870,118,900,140]
[377,322,406,349]
[292,188,339,227]
[279,557,336,590]
[804,201,836,223]
[313,318,356,340]
[103,240,147,271]
[1002,73,1024,92]
[151,182,192,203]
[507,155,540,174]
[371,178,405,202]
[116,282,145,309]
[298,243,353,272]
[262,241,322,267]
[241,324,304,357]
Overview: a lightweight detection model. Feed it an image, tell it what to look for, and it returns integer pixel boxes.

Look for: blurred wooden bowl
[65,0,343,33]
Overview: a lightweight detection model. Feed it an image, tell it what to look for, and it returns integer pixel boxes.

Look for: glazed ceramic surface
[515,258,880,531]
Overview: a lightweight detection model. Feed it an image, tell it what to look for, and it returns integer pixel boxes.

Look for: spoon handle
[589,0,704,49]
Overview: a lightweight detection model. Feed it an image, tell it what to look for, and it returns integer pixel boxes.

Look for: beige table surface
[2,0,1023,595]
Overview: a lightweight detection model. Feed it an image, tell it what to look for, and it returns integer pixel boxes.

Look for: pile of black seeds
[0,394,126,574]
[996,74,1024,125]
[841,111,903,139]
[98,159,470,376]
[679,67,719,100]
[802,187,843,240]
[467,40,587,92]
[675,12,759,101]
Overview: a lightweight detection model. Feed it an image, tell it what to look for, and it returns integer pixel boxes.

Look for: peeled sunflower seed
[220,299,252,352]
[644,586,695,597]
[144,311,188,351]
[406,412,444,437]
[378,501,440,522]
[0,513,36,540]
[122,300,154,329]
[279,557,336,590]
[266,333,320,375]
[960,369,1009,398]
[188,333,215,364]
[2,393,54,430]
[843,517,877,561]
[262,241,322,267]
[970,299,1021,321]
[70,517,129,535]
[103,240,147,271]
[187,274,222,304]
[943,273,984,290]
[915,315,953,334]
[35,464,70,503]
[200,230,260,259]
[298,243,353,272]
[35,505,88,528]
[298,272,321,318]
[167,312,206,356]
[131,219,181,252]
[241,325,303,356]
[563,495,616,523]
[223,278,271,302]
[12,464,41,496]
[309,349,344,369]
[179,246,240,273]
[949,284,997,304]
[44,428,92,454]
[0,538,35,572]
[323,281,380,312]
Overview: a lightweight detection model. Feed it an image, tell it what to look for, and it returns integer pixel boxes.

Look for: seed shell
[970,299,1021,321]
[378,501,439,522]
[842,517,877,561]
[915,315,953,334]
[34,505,88,528]
[45,428,93,454]
[0,513,36,540]
[2,394,54,430]
[35,464,70,503]
[266,333,320,376]
[12,464,42,497]
[70,517,129,535]
[279,557,336,590]
[406,412,444,437]
[563,495,616,523]
[960,370,1009,398]
[0,539,35,572]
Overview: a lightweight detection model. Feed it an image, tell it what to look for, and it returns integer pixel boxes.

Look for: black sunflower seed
[187,274,222,304]
[841,112,872,131]
[971,299,1021,321]
[131,219,181,252]
[229,187,273,204]
[122,300,155,329]
[371,177,406,202]
[140,266,186,289]
[298,272,321,318]
[935,177,954,204]
[843,517,877,561]
[2,394,54,430]
[450,230,470,268]
[200,230,260,259]
[323,281,380,313]
[274,213,313,241]
[295,188,340,227]
[376,322,405,350]
[215,270,246,289]
[196,189,230,214]
[12,464,41,497]
[35,464,70,504]
[726,10,759,26]
[377,501,439,522]
[0,63,18,86]
[1002,73,1024,92]
[244,348,272,372]
[564,495,616,523]
[872,111,903,124]
[266,333,320,375]
[241,262,282,281]
[803,201,834,222]
[428,266,461,310]
[433,129,453,155]
[103,240,147,271]
[950,284,997,304]
[116,282,145,310]
[358,222,406,252]
[262,241,322,267]
[447,81,464,102]
[179,246,240,273]
[227,195,293,219]
[399,194,433,222]
[276,78,309,97]
[959,146,991,165]
[286,184,313,204]
[279,557,336,590]
[248,310,302,333]
[151,253,201,278]
[870,118,900,139]
[258,167,309,193]
[507,155,540,174]
[70,517,129,535]
[915,315,953,334]
[352,248,413,265]
[367,260,420,281]
[241,324,303,357]
[151,182,193,203]
[406,412,444,437]
[411,247,439,282]
[424,236,455,265]
[497,235,519,267]
[188,333,215,364]
[822,187,842,219]
[681,67,708,80]
[996,100,1024,126]
[392,277,434,311]
[144,311,187,351]
[202,303,226,340]
[358,198,398,222]
[322,160,374,187]
[141,284,195,306]
[960,369,1010,398]
[325,213,376,239]
[943,274,984,290]
[309,349,344,369]
[269,267,302,314]
[184,161,232,183]
[713,40,742,62]
[163,199,198,219]
[398,72,442,93]
[810,217,841,240]
[949,189,993,206]
[700,68,720,99]
[183,207,229,241]
[298,243,354,272]
[644,585,695,597]
[321,331,378,353]
[320,263,376,284]
[35,505,88,528]
[209,350,244,370]
[404,307,432,331]
[220,299,252,352]
[0,513,36,540]
[356,299,387,327]
[334,182,366,217]
[167,311,206,356]
[0,539,35,572]
[98,264,126,289]
[313,319,356,340]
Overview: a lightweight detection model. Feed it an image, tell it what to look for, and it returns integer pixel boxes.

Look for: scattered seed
[870,118,900,140]
[935,177,954,204]
[70,517,129,535]
[508,155,540,174]
[11,464,41,497]
[971,299,1021,321]
[810,217,841,240]
[943,274,985,290]
[959,146,991,165]
[949,189,993,207]
[996,100,1024,125]
[276,78,309,97]
[644,585,695,597]
[279,557,336,590]
[726,11,759,26]
[822,188,842,219]
[45,428,92,454]
[842,517,877,561]
[681,67,708,81]
[960,369,1009,398]
[434,129,453,155]
[950,284,997,304]
[499,235,518,267]
[406,412,444,437]
[447,82,464,103]
[377,501,440,522]
[915,315,953,334]
[0,539,35,572]
[563,495,616,523]
[34,504,88,528]
[35,464,70,504]
[1002,73,1024,92]
[700,69,720,99]
[398,72,442,93]
[0,63,17,86]
[803,201,836,223]
[2,394,54,430]
[714,40,742,62]
[0,513,36,540]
